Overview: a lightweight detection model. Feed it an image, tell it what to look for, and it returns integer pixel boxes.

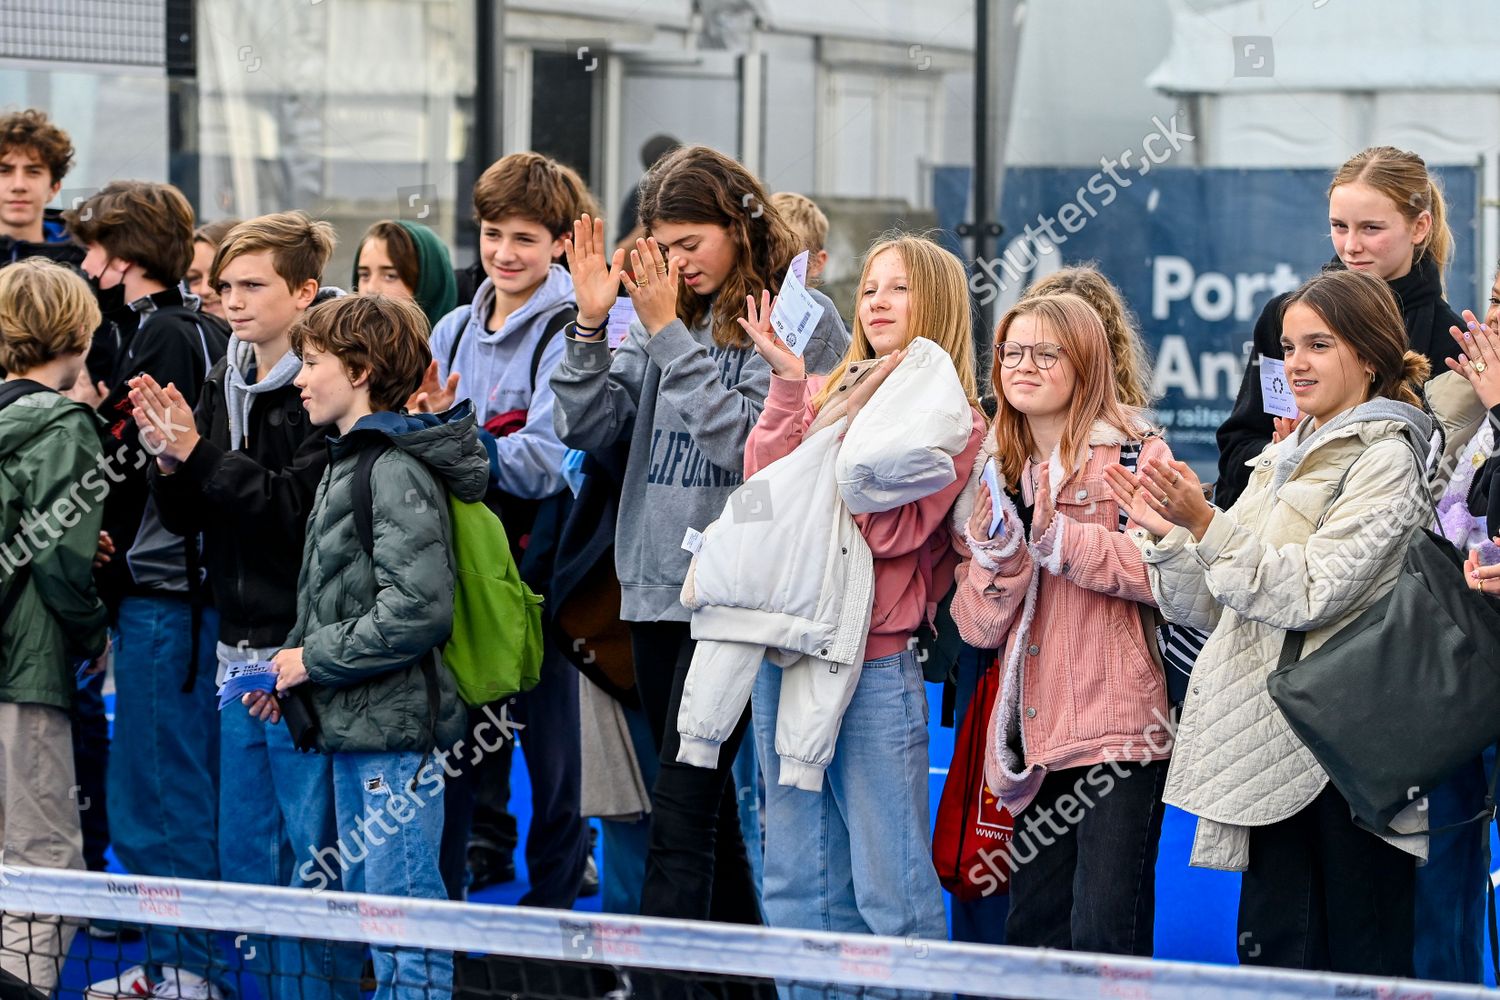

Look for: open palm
[563,213,626,329]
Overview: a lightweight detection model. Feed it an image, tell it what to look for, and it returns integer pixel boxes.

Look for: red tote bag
[932,652,1014,901]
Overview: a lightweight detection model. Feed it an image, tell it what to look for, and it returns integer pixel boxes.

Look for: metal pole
[964,1,1023,355]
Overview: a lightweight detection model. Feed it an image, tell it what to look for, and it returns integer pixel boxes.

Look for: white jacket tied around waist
[675,338,975,791]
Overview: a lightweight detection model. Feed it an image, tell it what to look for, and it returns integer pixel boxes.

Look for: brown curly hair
[0,109,74,184]
[637,146,802,349]
[290,295,431,412]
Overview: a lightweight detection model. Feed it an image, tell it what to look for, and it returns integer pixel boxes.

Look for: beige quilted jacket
[1134,398,1434,870]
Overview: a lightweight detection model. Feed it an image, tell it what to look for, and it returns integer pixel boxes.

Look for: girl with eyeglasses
[951,293,1177,956]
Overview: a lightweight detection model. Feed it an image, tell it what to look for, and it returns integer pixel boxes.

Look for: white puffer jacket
[675,338,974,791]
[1137,398,1434,870]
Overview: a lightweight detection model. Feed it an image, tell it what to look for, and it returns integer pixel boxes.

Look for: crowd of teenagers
[2,102,1500,1000]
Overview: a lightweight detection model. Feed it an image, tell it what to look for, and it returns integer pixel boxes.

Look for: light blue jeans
[331,750,451,1000]
[217,643,363,1000]
[753,649,945,1000]
[108,597,225,987]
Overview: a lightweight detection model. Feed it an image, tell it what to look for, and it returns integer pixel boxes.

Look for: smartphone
[831,358,881,396]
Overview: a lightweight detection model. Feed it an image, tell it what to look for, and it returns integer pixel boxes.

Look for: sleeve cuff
[563,334,612,371]
[1030,514,1066,575]
[675,733,723,770]
[964,518,1022,570]
[178,436,224,485]
[640,319,697,367]
[766,372,811,412]
[1190,509,1235,565]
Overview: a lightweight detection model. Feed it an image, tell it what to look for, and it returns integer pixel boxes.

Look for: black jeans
[1238,783,1415,976]
[1004,758,1168,956]
[631,620,761,925]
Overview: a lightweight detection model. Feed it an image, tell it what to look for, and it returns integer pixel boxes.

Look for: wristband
[574,319,607,336]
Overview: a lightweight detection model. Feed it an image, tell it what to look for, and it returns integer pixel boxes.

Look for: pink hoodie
[745,372,987,660]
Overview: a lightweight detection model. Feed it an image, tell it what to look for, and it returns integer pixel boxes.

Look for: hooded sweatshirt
[351,222,457,329]
[287,404,489,754]
[0,387,109,710]
[430,264,576,500]
[550,294,850,622]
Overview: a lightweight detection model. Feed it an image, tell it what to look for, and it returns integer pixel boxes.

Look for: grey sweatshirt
[551,291,849,622]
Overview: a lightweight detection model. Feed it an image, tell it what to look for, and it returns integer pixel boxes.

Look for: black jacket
[0,209,84,269]
[1214,254,1463,507]
[150,354,331,648]
[96,287,228,608]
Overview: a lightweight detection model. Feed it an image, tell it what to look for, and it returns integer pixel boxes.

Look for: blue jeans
[217,643,363,1000]
[1412,749,1493,983]
[108,597,224,985]
[754,649,945,1000]
[331,751,451,1000]
[599,699,658,915]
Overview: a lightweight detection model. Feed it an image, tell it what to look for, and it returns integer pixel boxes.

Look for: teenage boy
[0,109,81,270]
[67,182,229,1000]
[245,293,483,1000]
[424,151,595,906]
[769,191,829,284]
[125,212,360,1000]
[0,259,108,995]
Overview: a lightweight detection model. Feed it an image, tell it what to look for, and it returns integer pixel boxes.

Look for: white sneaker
[151,968,223,1000]
[85,965,155,999]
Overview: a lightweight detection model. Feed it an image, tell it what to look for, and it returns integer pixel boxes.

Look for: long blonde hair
[1020,265,1154,408]
[990,293,1143,487]
[811,234,980,413]
[1329,146,1451,276]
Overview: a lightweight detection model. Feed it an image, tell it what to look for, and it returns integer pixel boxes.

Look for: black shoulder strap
[530,307,576,391]
[446,309,469,372]
[0,379,51,410]
[0,380,53,622]
[350,445,388,558]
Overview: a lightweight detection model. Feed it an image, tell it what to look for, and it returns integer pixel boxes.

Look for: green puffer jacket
[0,386,110,710]
[285,404,489,753]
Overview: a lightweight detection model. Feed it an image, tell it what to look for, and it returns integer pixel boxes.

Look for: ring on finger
[1476,359,1489,375]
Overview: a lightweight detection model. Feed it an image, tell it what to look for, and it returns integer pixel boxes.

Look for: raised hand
[737,291,804,380]
[624,237,682,336]
[1272,415,1300,444]
[562,213,627,335]
[408,359,459,413]
[1446,310,1500,410]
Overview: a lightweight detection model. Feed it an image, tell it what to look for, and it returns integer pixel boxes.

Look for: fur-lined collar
[954,418,1152,536]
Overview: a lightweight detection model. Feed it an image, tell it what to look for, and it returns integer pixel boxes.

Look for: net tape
[0,867,1483,1000]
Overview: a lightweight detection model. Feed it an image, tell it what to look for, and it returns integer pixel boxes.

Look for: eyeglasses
[997,342,1065,370]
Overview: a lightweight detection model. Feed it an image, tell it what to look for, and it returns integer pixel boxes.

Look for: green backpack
[352,446,544,705]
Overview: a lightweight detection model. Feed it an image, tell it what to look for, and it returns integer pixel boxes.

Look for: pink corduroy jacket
[952,420,1174,815]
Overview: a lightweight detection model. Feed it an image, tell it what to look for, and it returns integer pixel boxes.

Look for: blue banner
[937,165,1481,475]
